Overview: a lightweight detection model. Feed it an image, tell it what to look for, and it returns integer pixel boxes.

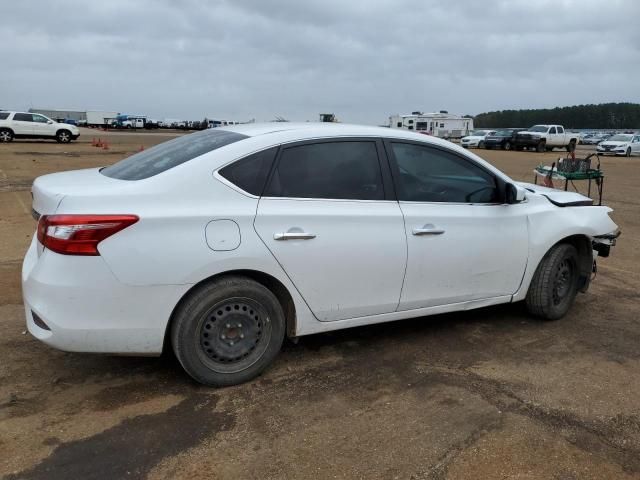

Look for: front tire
[0,128,13,142]
[626,147,631,157]
[56,130,71,143]
[536,141,546,153]
[478,141,484,149]
[503,141,512,151]
[171,276,286,386]
[526,244,580,320]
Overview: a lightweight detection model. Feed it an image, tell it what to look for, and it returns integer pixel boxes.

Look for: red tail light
[37,214,139,256]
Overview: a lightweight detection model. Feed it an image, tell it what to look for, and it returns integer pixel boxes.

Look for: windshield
[495,130,513,136]
[101,129,248,180]
[608,134,633,142]
[470,130,488,136]
[528,125,549,133]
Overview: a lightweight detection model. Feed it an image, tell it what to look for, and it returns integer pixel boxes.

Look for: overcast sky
[2,0,639,124]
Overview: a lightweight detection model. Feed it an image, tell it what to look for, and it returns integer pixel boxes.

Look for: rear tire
[566,140,576,153]
[0,128,13,142]
[56,130,71,143]
[171,276,286,386]
[526,244,580,320]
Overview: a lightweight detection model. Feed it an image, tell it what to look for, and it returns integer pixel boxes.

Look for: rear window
[0,112,9,120]
[101,129,248,180]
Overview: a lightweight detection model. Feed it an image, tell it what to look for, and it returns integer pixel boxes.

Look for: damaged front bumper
[592,229,621,258]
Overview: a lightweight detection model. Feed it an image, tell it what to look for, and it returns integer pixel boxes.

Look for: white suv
[0,111,80,143]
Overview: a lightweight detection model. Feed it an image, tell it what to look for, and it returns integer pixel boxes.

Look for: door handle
[274,232,316,241]
[412,224,445,236]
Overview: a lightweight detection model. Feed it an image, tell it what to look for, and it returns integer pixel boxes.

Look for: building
[389,111,473,139]
[29,108,86,122]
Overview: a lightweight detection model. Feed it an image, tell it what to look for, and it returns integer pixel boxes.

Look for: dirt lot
[1,128,639,479]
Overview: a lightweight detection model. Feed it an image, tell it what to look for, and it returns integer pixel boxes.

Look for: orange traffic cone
[91,137,97,146]
[102,141,109,150]
[139,145,145,152]
[96,138,102,147]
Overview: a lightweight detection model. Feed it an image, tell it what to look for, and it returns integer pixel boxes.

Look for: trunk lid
[31,168,129,216]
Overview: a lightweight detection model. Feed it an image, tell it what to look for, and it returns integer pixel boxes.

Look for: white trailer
[389,111,473,139]
[86,111,119,128]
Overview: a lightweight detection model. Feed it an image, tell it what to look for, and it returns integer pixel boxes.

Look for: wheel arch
[521,233,593,300]
[163,269,297,353]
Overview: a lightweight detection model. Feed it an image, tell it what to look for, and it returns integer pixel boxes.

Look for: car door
[31,114,55,137]
[11,113,35,135]
[385,140,529,310]
[633,136,640,154]
[547,126,559,146]
[254,139,407,322]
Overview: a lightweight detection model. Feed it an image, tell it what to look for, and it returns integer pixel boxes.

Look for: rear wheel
[566,140,576,153]
[0,128,13,142]
[526,244,580,320]
[56,130,71,143]
[171,276,286,386]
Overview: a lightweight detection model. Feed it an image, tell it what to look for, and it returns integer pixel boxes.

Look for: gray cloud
[1,0,639,124]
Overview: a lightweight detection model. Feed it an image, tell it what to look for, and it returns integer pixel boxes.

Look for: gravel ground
[1,129,639,479]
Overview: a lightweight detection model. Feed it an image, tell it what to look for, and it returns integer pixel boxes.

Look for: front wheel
[626,148,631,157]
[478,141,484,149]
[536,142,546,153]
[503,141,512,151]
[171,276,286,386]
[526,244,580,320]
[56,130,71,143]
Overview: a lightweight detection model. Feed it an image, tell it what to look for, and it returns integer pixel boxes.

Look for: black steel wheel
[526,243,579,320]
[626,148,631,157]
[171,276,286,386]
[478,140,485,149]
[503,141,512,151]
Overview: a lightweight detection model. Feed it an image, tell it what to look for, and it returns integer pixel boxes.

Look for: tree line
[473,103,640,129]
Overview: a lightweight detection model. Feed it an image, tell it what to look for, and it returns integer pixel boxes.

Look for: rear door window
[101,129,248,180]
[264,141,384,200]
[14,113,33,122]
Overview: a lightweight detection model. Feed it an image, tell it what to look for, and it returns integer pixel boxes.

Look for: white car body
[23,123,619,359]
[596,134,640,156]
[460,130,495,148]
[514,125,579,150]
[0,111,80,143]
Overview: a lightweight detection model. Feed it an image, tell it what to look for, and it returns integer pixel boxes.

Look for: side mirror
[505,183,526,204]
[47,120,53,124]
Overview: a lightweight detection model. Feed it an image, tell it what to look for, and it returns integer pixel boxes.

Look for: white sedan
[23,123,619,386]
[596,133,640,156]
[460,130,496,148]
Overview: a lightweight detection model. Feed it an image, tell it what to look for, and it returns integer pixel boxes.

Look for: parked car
[514,125,578,152]
[0,111,80,143]
[460,129,496,148]
[483,129,525,150]
[582,134,607,145]
[596,133,640,156]
[23,123,620,386]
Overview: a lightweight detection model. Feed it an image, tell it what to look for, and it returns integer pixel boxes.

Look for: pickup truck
[514,125,578,152]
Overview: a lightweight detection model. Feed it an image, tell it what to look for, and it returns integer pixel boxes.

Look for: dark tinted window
[549,127,557,134]
[0,112,9,120]
[102,129,248,180]
[265,141,384,200]
[219,147,277,196]
[391,142,499,203]
[14,113,33,122]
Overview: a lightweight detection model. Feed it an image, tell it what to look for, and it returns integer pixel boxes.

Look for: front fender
[513,199,618,302]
